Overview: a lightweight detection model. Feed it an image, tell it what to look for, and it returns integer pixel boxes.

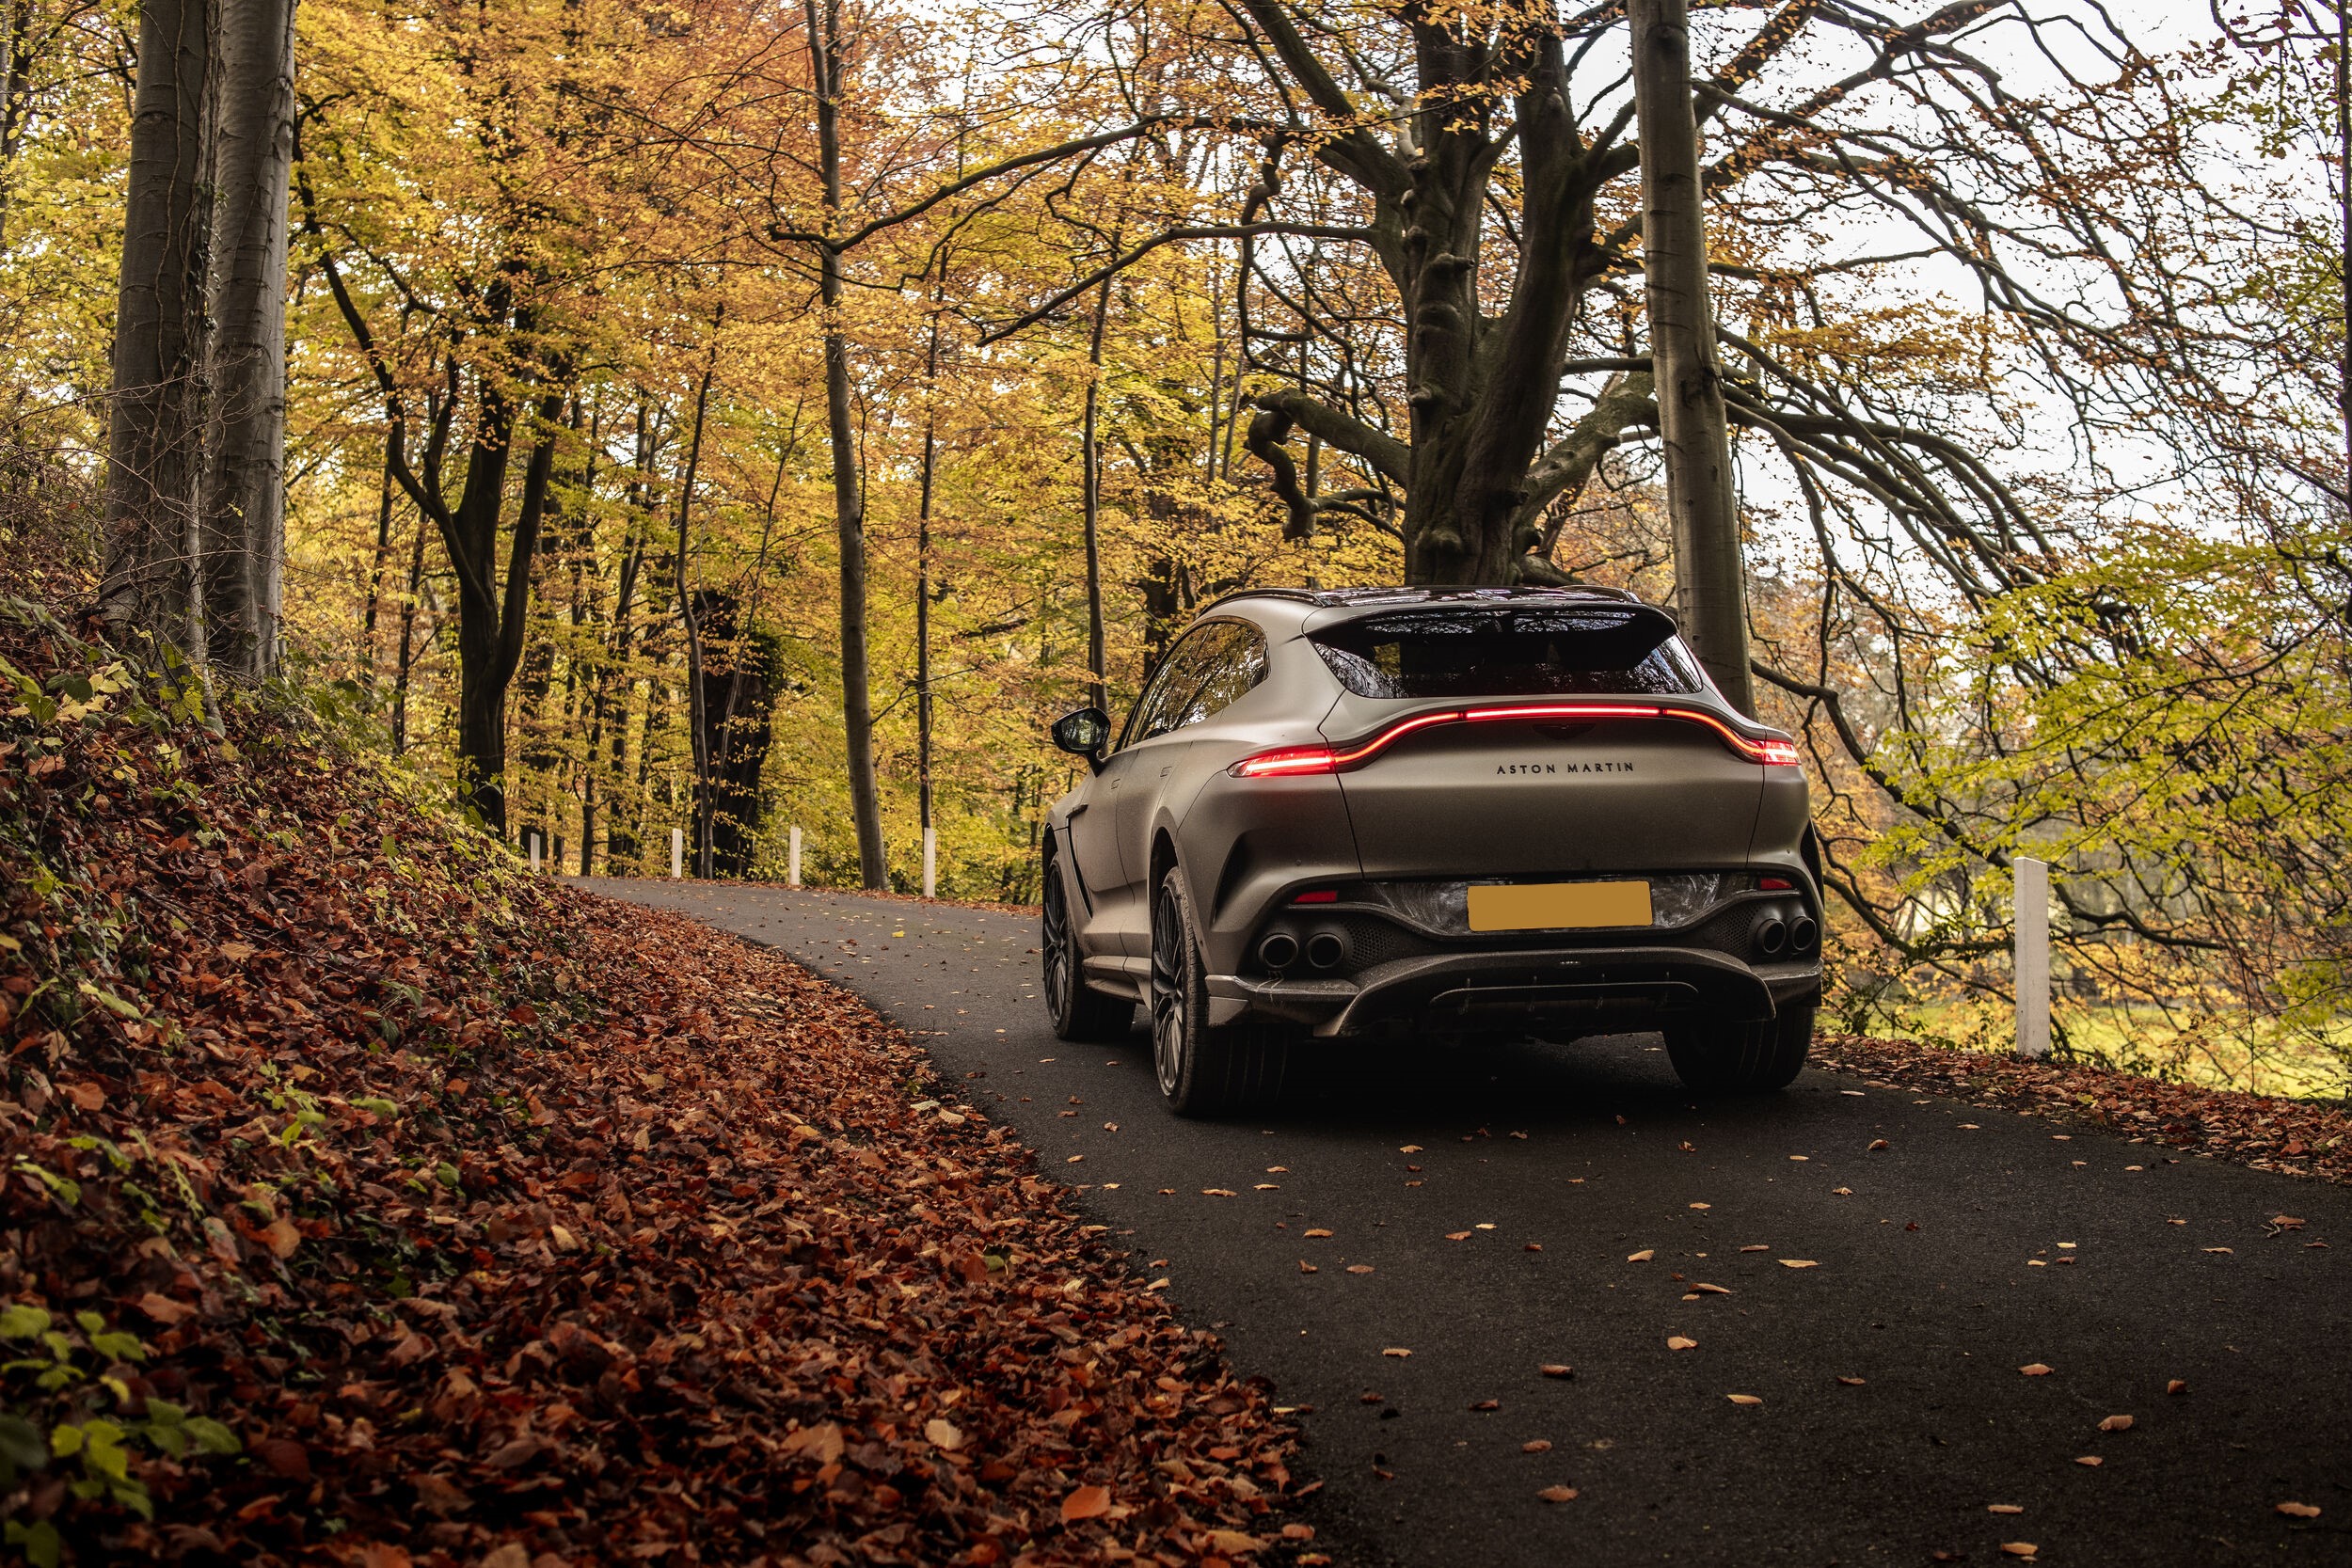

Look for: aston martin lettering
[1493,761,1636,775]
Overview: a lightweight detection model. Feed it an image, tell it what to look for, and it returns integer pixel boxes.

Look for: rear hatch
[1308,601,1766,887]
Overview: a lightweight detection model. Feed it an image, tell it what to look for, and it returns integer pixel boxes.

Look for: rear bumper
[1208,945,1820,1038]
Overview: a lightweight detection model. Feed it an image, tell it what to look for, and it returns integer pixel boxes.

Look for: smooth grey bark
[194,0,296,678]
[99,0,211,656]
[1630,0,1755,715]
[807,0,887,890]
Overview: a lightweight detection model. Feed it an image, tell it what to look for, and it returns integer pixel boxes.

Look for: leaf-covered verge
[0,592,1310,1565]
[1816,1036,2352,1187]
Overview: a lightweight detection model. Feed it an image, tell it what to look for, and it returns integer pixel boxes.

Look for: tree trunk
[807,0,886,889]
[1629,0,1755,714]
[440,378,560,834]
[916,319,938,838]
[193,0,296,680]
[391,507,426,754]
[0,0,38,251]
[1080,277,1110,714]
[674,352,717,879]
[99,0,211,656]
[359,436,395,674]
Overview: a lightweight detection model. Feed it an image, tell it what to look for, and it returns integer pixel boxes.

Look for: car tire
[1664,1003,1814,1093]
[1150,867,1286,1117]
[1041,853,1134,1042]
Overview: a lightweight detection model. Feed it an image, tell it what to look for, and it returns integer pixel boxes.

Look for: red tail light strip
[1228,703,1802,778]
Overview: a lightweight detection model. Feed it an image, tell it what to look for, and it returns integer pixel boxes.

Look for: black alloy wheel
[1149,867,1287,1117]
[1041,854,1133,1042]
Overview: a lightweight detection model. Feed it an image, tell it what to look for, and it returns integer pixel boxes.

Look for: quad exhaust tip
[1305,929,1349,971]
[1755,916,1788,958]
[1258,930,1301,971]
[1790,914,1819,953]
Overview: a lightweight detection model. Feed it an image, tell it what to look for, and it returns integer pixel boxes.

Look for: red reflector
[1292,890,1338,904]
[1758,877,1793,891]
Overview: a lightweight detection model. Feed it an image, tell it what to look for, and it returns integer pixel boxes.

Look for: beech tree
[100,0,297,682]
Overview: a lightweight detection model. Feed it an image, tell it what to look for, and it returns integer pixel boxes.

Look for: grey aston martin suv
[1040,587,1822,1117]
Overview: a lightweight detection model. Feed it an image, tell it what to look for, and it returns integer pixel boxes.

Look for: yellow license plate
[1468,881,1653,932]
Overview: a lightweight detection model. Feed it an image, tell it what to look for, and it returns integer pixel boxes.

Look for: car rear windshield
[1309,606,1705,698]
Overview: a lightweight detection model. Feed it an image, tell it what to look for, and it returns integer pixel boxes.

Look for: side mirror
[1051,706,1112,768]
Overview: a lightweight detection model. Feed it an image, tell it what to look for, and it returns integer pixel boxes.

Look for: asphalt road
[583,878,2350,1567]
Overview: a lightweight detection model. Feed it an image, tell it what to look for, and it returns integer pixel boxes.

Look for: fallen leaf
[2098,1414,2134,1433]
[1202,1188,1238,1197]
[1833,1186,1853,1196]
[1740,1244,1769,1252]
[1060,1484,1111,1523]
[1447,1230,1473,1242]
[1867,1138,1891,1151]
[255,1437,311,1481]
[1988,1504,2024,1514]
[1692,1282,1732,1295]
[1667,1337,1697,1352]
[2000,1544,2039,1559]
[2203,1246,2233,1255]
[1523,1243,1543,1252]
[2277,1502,2321,1518]
[1399,1145,1423,1154]
[1470,1399,1500,1411]
[2075,1456,2103,1467]
[1383,1347,1412,1357]
[136,1291,195,1325]
[1627,1248,1654,1261]
[1305,1227,1334,1238]
[217,941,256,962]
[1837,1376,1866,1386]
[259,1219,300,1259]
[1779,1259,1820,1269]
[1206,1528,1265,1554]
[2166,1379,2187,1395]
[1522,1439,1551,1453]
[1539,1363,1574,1378]
[2019,1363,2054,1377]
[925,1418,962,1450]
[1688,1202,1711,1211]
[1345,1264,1375,1275]
[1537,1485,1579,1503]
[1726,1394,1762,1406]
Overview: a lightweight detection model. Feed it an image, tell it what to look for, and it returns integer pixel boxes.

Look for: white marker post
[2015,856,2050,1059]
[529,832,541,873]
[922,826,937,899]
[788,826,803,889]
[671,827,684,881]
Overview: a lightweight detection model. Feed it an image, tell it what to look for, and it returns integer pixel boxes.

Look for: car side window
[1122,623,1267,748]
[1118,629,1211,751]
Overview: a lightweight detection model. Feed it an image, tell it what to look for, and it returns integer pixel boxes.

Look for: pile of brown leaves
[1817,1034,2352,1185]
[0,595,1304,1565]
